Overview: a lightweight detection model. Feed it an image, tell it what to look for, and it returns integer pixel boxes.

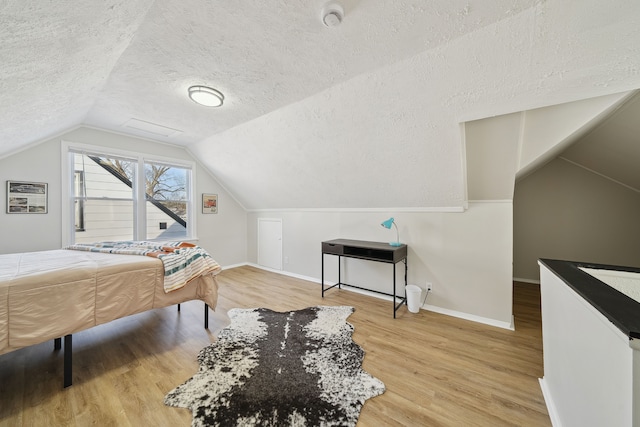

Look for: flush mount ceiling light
[188,85,224,107]
[321,2,344,27]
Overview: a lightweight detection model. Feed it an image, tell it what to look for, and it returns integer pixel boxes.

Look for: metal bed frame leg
[54,335,73,388]
[204,303,209,329]
[321,252,324,297]
[53,301,208,389]
[63,334,72,388]
[177,303,207,328]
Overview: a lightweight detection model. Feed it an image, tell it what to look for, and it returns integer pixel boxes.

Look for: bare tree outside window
[144,162,188,222]
[99,158,187,221]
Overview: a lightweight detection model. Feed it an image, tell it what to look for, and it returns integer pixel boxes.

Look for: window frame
[74,170,86,232]
[61,141,196,246]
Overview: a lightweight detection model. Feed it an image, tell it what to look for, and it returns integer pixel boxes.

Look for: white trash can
[405,285,422,313]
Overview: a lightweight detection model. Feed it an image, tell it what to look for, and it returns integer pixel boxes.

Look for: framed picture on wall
[202,193,218,214]
[6,180,48,214]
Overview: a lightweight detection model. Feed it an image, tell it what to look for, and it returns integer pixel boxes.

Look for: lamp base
[389,242,402,247]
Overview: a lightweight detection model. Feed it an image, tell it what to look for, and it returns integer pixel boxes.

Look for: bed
[0,244,221,387]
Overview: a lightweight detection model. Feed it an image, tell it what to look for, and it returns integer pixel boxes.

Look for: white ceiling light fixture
[321,2,344,27]
[188,85,224,107]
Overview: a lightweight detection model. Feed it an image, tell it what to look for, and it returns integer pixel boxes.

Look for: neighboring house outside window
[63,143,194,245]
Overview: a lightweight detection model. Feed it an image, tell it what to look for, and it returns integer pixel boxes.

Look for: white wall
[539,263,635,427]
[517,92,633,178]
[248,202,513,328]
[514,158,640,282]
[0,127,247,267]
[465,112,521,201]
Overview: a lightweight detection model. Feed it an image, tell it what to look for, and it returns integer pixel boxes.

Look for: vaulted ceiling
[560,92,640,193]
[1,1,639,210]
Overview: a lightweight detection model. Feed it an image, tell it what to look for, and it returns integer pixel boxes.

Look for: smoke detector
[321,2,344,27]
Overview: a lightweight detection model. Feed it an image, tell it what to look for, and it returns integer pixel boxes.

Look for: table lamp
[381,217,401,246]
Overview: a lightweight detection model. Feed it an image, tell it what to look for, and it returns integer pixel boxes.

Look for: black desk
[321,239,408,318]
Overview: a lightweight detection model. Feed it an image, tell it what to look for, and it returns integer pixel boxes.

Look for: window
[144,160,190,240]
[63,143,195,245]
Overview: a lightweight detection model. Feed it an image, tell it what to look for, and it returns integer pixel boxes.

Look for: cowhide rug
[164,306,385,426]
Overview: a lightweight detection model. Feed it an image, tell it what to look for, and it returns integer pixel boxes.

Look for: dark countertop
[539,259,640,340]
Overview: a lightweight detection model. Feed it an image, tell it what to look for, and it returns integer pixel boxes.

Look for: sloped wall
[514,157,640,282]
[517,92,633,178]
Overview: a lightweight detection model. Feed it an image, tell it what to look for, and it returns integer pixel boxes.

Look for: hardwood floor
[0,267,550,426]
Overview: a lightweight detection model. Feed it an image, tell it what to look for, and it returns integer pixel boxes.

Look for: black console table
[321,239,408,318]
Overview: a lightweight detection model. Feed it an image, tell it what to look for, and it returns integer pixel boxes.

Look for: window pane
[74,200,134,243]
[144,162,189,240]
[73,153,135,199]
[146,200,187,240]
[72,153,135,242]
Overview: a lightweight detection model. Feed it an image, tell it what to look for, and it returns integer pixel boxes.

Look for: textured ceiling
[0,0,156,155]
[1,1,640,209]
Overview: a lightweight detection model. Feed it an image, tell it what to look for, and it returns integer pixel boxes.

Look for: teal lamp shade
[381,217,401,246]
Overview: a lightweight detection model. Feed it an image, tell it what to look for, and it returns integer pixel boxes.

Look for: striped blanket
[65,241,222,293]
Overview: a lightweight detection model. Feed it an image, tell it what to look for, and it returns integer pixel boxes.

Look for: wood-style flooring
[0,266,550,426]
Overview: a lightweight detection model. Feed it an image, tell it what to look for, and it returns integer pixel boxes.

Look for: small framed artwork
[7,180,48,214]
[202,193,218,214]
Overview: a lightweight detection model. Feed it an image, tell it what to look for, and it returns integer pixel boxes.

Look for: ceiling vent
[122,118,182,137]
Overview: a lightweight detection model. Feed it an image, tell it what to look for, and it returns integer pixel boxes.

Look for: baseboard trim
[539,377,561,427]
[222,262,250,270]
[422,304,515,330]
[246,263,320,284]
[247,263,514,330]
